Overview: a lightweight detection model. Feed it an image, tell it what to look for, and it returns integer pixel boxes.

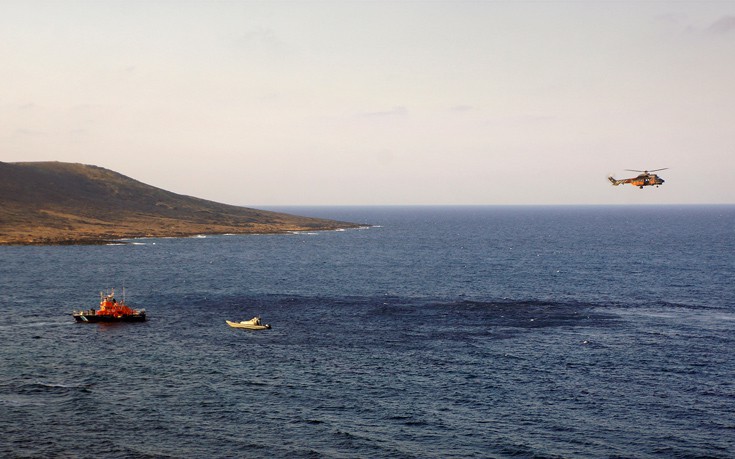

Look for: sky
[1,0,734,206]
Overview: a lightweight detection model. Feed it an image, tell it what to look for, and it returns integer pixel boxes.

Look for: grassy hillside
[0,161,358,244]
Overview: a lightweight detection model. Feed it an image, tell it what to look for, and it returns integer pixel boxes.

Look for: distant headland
[0,161,361,245]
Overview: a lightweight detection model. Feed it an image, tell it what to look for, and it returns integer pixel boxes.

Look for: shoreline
[0,224,364,246]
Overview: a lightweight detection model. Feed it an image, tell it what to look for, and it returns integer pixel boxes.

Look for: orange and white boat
[72,289,146,323]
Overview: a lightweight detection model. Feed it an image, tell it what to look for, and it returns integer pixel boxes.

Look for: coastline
[0,223,362,246]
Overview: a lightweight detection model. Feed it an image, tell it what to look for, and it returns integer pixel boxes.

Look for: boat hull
[226,320,270,330]
[73,313,146,323]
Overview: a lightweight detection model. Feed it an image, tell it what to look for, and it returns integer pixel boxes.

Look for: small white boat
[226,317,271,330]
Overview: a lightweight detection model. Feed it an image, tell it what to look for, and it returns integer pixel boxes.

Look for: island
[0,161,361,245]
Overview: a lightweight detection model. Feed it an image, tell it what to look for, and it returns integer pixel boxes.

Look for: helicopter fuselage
[608,172,665,189]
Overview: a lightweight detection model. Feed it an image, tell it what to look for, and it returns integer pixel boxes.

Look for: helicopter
[608,168,667,189]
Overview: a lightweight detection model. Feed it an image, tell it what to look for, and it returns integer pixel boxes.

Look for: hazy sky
[2,1,734,205]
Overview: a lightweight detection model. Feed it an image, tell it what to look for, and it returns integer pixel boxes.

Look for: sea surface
[1,205,733,458]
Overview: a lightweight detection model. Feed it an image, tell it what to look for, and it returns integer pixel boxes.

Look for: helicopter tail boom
[608,176,625,186]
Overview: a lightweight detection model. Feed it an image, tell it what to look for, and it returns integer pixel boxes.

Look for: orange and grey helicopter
[608,168,667,189]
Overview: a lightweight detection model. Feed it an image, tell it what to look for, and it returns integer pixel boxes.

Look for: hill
[0,161,359,245]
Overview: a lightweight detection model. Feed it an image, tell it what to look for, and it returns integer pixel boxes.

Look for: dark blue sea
[1,206,733,458]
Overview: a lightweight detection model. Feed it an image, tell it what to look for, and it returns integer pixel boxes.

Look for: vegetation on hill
[0,161,359,245]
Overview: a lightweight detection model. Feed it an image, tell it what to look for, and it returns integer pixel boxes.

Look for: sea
[0,205,733,459]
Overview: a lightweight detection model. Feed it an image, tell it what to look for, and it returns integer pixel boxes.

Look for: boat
[72,289,146,323]
[226,317,271,330]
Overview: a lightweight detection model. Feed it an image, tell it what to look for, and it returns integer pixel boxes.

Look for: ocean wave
[0,319,71,330]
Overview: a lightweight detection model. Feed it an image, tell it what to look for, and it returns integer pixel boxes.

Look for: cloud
[653,13,687,26]
[706,16,735,34]
[13,128,45,137]
[358,106,408,118]
[450,104,475,112]
[232,26,287,53]
[662,14,735,36]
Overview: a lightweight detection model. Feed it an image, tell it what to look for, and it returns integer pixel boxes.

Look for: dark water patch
[427,298,623,329]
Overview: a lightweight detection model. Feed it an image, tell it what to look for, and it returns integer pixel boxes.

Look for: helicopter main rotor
[625,168,668,173]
